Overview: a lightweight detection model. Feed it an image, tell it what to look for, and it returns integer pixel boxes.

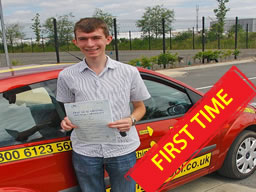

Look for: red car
[0,64,255,192]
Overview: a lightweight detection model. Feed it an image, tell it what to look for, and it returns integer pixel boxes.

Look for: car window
[0,79,66,147]
[141,79,192,121]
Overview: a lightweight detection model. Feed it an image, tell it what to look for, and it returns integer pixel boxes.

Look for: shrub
[128,52,178,69]
[157,52,178,67]
[206,50,221,62]
[11,59,22,66]
[158,53,169,66]
[128,58,141,66]
[193,52,204,62]
[194,50,222,63]
[221,49,233,60]
[150,56,158,64]
[140,56,152,68]
[232,49,240,58]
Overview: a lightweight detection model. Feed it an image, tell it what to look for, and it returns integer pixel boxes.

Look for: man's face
[73,28,112,59]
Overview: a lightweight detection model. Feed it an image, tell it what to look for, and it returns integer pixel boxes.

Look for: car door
[134,72,219,191]
[0,79,78,192]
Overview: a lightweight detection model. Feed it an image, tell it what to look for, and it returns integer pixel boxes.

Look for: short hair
[74,17,110,38]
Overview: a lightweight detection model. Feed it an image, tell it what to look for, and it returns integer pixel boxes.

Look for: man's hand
[61,117,77,131]
[108,101,146,134]
[108,117,132,133]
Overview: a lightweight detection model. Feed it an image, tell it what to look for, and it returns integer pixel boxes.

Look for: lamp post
[0,0,11,68]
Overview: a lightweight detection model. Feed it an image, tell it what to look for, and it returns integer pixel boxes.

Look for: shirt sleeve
[130,68,151,102]
[56,71,75,103]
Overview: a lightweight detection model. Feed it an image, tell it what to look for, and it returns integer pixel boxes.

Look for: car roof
[0,63,74,80]
[0,64,74,93]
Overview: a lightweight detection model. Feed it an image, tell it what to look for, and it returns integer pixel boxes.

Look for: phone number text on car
[0,140,72,164]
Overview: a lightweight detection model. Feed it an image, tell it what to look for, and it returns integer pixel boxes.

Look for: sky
[1,0,256,36]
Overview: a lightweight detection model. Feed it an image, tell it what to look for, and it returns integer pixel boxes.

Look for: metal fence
[1,16,256,67]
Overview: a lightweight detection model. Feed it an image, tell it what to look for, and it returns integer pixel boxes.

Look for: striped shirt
[56,56,150,158]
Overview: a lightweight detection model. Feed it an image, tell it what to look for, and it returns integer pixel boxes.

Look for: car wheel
[218,130,256,179]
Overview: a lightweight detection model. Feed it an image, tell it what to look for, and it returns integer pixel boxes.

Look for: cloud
[2,0,39,6]
[15,10,32,15]
[2,0,256,27]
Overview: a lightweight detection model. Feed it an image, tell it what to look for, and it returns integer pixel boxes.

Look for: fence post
[1,43,4,53]
[148,30,151,50]
[202,16,205,63]
[20,39,23,53]
[113,18,119,61]
[129,31,132,50]
[217,25,220,49]
[246,23,249,49]
[170,29,172,50]
[67,38,70,51]
[53,18,60,63]
[31,38,34,53]
[234,16,238,59]
[11,42,14,53]
[192,27,195,50]
[41,36,45,52]
[162,18,166,55]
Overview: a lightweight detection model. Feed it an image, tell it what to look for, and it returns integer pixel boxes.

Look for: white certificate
[64,100,117,143]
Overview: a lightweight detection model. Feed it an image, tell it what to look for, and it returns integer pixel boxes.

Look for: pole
[162,18,166,54]
[129,31,132,50]
[21,39,23,53]
[67,37,70,52]
[31,38,33,53]
[53,18,60,63]
[217,25,220,49]
[192,27,195,50]
[202,16,205,63]
[234,16,238,59]
[148,30,151,50]
[196,5,199,33]
[0,0,11,68]
[246,23,249,49]
[169,29,172,50]
[41,36,45,52]
[113,18,119,61]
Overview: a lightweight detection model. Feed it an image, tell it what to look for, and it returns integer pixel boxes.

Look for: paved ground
[171,174,256,192]
[156,57,256,77]
[1,49,255,67]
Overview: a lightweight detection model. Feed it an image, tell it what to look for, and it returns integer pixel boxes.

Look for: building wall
[210,18,256,32]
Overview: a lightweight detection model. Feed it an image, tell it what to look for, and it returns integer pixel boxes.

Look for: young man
[56,18,150,192]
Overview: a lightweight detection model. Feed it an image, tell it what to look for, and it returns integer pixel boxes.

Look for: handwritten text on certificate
[64,100,117,143]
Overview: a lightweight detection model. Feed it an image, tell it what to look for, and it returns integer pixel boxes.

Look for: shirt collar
[79,56,117,73]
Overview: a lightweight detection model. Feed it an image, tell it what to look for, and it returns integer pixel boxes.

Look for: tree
[43,13,74,45]
[174,31,192,42]
[93,8,115,35]
[213,0,230,34]
[31,13,41,43]
[228,24,244,37]
[136,5,175,38]
[207,23,219,41]
[0,23,25,45]
[228,24,244,34]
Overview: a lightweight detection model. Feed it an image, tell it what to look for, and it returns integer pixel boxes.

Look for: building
[210,18,256,32]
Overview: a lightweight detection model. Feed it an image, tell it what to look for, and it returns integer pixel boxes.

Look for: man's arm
[108,101,146,133]
[130,101,146,123]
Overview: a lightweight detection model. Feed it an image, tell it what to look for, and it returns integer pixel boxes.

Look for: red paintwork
[0,187,39,192]
[0,64,255,192]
